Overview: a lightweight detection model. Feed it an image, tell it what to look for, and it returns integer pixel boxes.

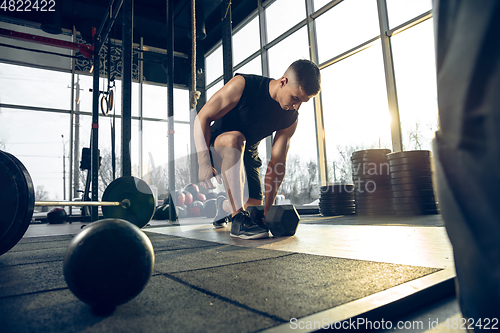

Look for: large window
[281,101,319,204]
[386,0,433,28]
[265,0,306,43]
[0,109,70,201]
[236,55,262,76]
[205,45,223,84]
[391,19,438,151]
[0,63,71,110]
[321,43,391,183]
[268,27,310,79]
[233,16,261,66]
[315,0,380,63]
[198,0,440,202]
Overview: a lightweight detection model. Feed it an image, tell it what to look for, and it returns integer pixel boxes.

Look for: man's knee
[214,131,246,151]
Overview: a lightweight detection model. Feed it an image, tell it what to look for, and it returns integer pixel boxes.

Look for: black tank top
[210,74,299,152]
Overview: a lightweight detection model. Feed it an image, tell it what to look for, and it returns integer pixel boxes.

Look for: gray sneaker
[230,211,269,239]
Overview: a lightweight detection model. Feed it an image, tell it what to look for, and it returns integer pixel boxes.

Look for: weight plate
[102,176,155,228]
[391,183,434,192]
[354,185,392,193]
[320,211,356,216]
[392,203,438,211]
[352,178,391,186]
[320,185,355,193]
[387,150,432,160]
[350,158,389,165]
[390,169,432,179]
[390,176,434,185]
[393,208,439,215]
[320,191,355,197]
[392,189,436,198]
[351,149,391,158]
[0,151,35,256]
[391,196,436,205]
[389,162,431,173]
[356,201,392,209]
[0,153,19,241]
[320,198,355,204]
[320,205,356,210]
[356,209,393,216]
[388,156,431,166]
[319,205,356,210]
[355,196,392,204]
[320,196,356,201]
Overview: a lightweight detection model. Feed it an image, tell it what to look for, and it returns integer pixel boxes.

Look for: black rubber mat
[0,232,441,333]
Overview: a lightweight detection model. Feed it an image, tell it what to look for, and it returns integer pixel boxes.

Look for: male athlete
[194,59,321,239]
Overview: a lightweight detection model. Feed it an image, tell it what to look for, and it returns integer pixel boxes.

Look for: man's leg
[212,131,248,217]
[212,132,268,239]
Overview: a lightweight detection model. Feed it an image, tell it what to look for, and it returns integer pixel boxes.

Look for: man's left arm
[263,120,298,217]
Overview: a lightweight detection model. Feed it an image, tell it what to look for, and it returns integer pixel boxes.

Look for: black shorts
[209,144,263,201]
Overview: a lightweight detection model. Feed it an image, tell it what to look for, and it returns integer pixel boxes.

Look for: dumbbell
[248,205,300,237]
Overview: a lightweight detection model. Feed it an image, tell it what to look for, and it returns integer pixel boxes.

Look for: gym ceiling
[1,0,258,62]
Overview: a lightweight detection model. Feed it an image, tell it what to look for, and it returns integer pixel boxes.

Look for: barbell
[0,150,156,256]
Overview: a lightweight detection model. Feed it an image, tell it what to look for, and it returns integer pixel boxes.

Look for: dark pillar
[121,0,133,177]
[221,0,233,84]
[91,36,100,222]
[167,0,177,221]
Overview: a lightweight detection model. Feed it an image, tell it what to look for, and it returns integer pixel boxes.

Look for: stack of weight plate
[351,149,393,215]
[319,184,355,216]
[387,150,439,215]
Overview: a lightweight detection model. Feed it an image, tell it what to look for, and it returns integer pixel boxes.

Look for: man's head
[277,59,321,111]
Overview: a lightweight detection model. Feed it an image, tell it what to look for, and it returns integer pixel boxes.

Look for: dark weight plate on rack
[356,201,392,209]
[390,169,432,179]
[0,151,35,256]
[394,208,440,216]
[320,205,356,210]
[351,149,391,158]
[320,184,355,193]
[389,162,431,173]
[352,176,391,185]
[387,151,431,160]
[355,185,392,194]
[388,156,431,166]
[355,197,392,206]
[351,158,389,166]
[391,196,436,205]
[321,210,356,214]
[391,183,434,192]
[356,209,393,216]
[390,176,434,185]
[392,202,438,211]
[392,189,436,198]
[320,198,356,203]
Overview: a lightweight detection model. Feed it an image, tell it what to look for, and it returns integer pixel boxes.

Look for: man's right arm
[194,75,246,184]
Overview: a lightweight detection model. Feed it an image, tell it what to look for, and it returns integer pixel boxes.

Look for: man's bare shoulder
[219,75,246,102]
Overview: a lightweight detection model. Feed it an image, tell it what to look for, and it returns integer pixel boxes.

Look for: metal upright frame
[121,0,133,176]
[166,0,177,222]
[90,0,132,221]
[377,0,403,153]
[221,0,233,84]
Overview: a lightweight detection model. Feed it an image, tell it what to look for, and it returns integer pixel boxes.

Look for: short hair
[287,59,321,96]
